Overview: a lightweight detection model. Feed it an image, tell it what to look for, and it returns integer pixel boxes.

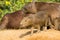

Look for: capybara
[0,10,32,29]
[0,2,60,30]
[21,4,60,30]
[20,11,49,35]
[23,2,60,13]
[45,5,60,29]
[23,2,60,29]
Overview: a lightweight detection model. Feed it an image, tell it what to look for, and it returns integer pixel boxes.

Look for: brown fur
[44,6,60,29]
[23,2,60,30]
[20,11,48,35]
[0,10,31,29]
[23,2,60,13]
[1,2,60,30]
[52,17,60,30]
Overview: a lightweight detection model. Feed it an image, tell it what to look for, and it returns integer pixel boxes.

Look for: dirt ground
[0,29,60,40]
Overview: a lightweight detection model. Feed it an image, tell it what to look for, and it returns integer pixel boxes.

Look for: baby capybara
[0,10,31,29]
[20,11,49,35]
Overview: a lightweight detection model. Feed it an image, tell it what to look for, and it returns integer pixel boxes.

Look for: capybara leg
[48,18,54,29]
[54,19,58,30]
[43,27,47,31]
[44,19,48,31]
[50,25,55,29]
[37,25,40,33]
[31,26,34,35]
[49,19,55,29]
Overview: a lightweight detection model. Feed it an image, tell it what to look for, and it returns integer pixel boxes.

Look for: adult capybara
[44,5,60,29]
[0,10,32,29]
[20,11,49,35]
[23,2,60,30]
[23,2,60,13]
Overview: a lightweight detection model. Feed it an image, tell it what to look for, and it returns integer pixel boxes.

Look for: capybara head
[20,16,32,28]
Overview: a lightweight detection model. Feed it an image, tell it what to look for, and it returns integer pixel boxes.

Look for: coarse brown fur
[23,2,60,13]
[20,11,48,35]
[23,2,60,30]
[52,17,60,30]
[0,10,32,29]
